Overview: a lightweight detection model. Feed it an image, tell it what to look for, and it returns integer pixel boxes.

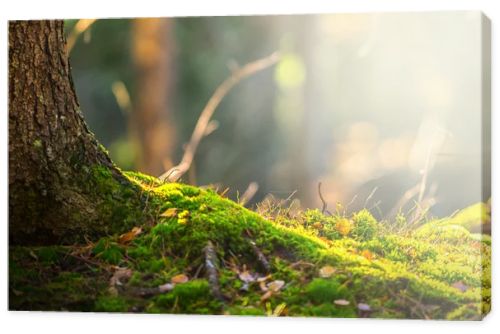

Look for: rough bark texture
[9,20,141,245]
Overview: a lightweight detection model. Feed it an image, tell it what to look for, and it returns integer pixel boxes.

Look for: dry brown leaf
[171,273,189,284]
[238,270,256,283]
[312,222,322,229]
[361,250,374,261]
[260,290,273,302]
[267,280,285,292]
[257,274,272,283]
[319,265,336,278]
[334,299,350,306]
[118,226,142,244]
[160,208,178,218]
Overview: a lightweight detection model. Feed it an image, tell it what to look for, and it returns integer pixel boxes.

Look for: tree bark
[9,20,141,245]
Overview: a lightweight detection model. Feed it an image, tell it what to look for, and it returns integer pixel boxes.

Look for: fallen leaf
[160,208,178,218]
[171,273,189,284]
[336,218,352,236]
[312,222,322,229]
[260,290,273,302]
[118,226,142,244]
[238,270,256,283]
[451,281,468,292]
[334,299,350,306]
[267,280,285,292]
[272,303,287,316]
[361,250,373,261]
[29,250,38,261]
[110,267,133,287]
[319,265,336,278]
[357,303,371,312]
[257,275,272,282]
[158,283,175,293]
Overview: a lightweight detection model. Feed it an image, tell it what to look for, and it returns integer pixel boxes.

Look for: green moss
[227,306,266,316]
[93,239,124,265]
[95,296,129,312]
[8,171,491,319]
[36,246,64,263]
[153,280,219,313]
[446,303,484,320]
[350,209,379,240]
[305,278,349,304]
[33,139,42,149]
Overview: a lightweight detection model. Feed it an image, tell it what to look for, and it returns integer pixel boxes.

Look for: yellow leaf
[160,208,178,218]
[312,222,322,229]
[335,218,352,236]
[118,226,142,244]
[171,274,189,284]
[319,265,336,278]
[272,303,287,316]
[361,250,373,261]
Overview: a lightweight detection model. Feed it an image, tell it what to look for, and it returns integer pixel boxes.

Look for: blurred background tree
[65,13,489,220]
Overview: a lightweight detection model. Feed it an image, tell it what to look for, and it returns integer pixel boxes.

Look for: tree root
[249,240,271,273]
[204,241,225,302]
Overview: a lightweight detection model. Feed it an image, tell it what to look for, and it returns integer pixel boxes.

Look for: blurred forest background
[65,12,489,220]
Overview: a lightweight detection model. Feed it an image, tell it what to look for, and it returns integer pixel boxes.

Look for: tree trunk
[9,20,142,245]
[131,18,176,176]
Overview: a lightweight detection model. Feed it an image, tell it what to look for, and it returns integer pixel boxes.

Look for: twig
[159,52,280,182]
[204,241,225,302]
[65,252,111,271]
[364,186,378,209]
[317,182,328,215]
[249,240,271,273]
[239,182,259,206]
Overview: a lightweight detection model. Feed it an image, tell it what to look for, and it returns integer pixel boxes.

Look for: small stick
[318,182,329,215]
[204,241,225,302]
[249,240,271,273]
[239,182,259,206]
[159,52,280,182]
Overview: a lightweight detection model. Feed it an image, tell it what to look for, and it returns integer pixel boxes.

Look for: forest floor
[9,171,491,320]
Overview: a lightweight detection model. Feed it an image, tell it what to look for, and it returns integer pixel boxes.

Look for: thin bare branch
[239,182,259,206]
[159,52,280,182]
[318,182,328,215]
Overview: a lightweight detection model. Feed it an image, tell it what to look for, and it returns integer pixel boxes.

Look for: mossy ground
[9,171,491,320]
